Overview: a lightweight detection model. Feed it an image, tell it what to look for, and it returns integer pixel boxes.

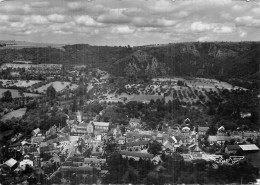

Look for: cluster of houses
[1,113,260,183]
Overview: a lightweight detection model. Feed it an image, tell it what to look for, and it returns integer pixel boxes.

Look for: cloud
[75,15,103,27]
[213,26,233,33]
[235,16,260,27]
[48,14,66,23]
[191,21,234,33]
[191,21,214,32]
[111,25,135,34]
[232,5,245,11]
[25,15,49,25]
[30,1,50,8]
[133,18,176,28]
[238,29,247,37]
[96,9,131,24]
[0,0,258,45]
[252,8,260,15]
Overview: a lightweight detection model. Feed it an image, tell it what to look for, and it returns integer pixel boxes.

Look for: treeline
[103,152,258,184]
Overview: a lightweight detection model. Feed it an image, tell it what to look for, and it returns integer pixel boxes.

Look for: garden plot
[0,80,41,88]
[36,81,78,93]
[0,88,43,98]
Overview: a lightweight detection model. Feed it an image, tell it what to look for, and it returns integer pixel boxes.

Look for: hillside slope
[0,42,259,81]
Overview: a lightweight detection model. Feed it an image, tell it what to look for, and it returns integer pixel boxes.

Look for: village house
[120,150,154,161]
[225,145,240,154]
[129,118,141,127]
[0,158,18,173]
[242,132,260,141]
[198,127,209,136]
[208,135,232,144]
[19,155,34,170]
[31,128,41,137]
[239,144,260,154]
[71,121,110,135]
[31,136,45,146]
[182,126,191,133]
[125,140,149,152]
[115,136,126,145]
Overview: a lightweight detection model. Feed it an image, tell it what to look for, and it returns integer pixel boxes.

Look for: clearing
[36,81,78,93]
[1,108,27,122]
[0,88,43,98]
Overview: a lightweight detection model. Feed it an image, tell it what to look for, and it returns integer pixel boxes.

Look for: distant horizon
[1,39,260,47]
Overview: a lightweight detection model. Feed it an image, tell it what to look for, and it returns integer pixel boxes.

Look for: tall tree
[148,140,162,155]
[46,85,56,99]
[1,90,13,102]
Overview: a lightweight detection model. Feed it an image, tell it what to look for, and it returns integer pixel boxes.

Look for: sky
[0,0,259,46]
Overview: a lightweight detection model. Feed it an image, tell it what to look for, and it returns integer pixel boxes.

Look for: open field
[36,81,78,93]
[0,88,43,98]
[0,80,42,88]
[127,95,164,103]
[1,108,27,122]
[90,77,245,105]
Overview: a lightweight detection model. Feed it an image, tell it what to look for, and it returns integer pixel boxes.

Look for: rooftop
[198,127,209,132]
[226,145,240,150]
[239,144,260,151]
[125,140,149,147]
[120,150,154,159]
[4,158,18,167]
[93,122,110,127]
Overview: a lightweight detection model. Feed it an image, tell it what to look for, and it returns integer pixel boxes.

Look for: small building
[242,132,260,141]
[19,155,34,170]
[120,150,154,161]
[208,135,232,144]
[225,145,240,154]
[93,122,110,131]
[129,118,141,127]
[198,127,209,136]
[239,144,260,154]
[31,136,45,145]
[0,158,18,172]
[182,126,190,132]
[125,140,149,151]
[32,128,41,137]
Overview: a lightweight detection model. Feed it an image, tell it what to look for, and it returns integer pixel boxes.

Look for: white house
[19,156,33,170]
[129,118,141,127]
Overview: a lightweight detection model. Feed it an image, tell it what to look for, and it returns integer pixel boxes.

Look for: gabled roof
[243,132,259,137]
[239,144,260,151]
[60,166,95,172]
[4,158,18,167]
[125,140,149,147]
[84,158,106,164]
[208,135,232,141]
[198,127,209,132]
[31,136,45,143]
[129,118,141,123]
[93,122,110,127]
[226,145,240,150]
[120,150,154,159]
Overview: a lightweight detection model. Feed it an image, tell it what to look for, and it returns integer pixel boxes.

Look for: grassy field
[1,108,27,122]
[36,81,78,93]
[0,88,43,98]
[0,79,42,88]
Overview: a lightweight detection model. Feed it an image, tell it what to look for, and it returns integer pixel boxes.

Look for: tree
[1,90,13,102]
[72,97,77,112]
[148,140,162,155]
[46,85,56,99]
[207,122,217,135]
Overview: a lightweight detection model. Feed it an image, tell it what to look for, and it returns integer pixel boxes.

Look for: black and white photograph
[0,0,259,184]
